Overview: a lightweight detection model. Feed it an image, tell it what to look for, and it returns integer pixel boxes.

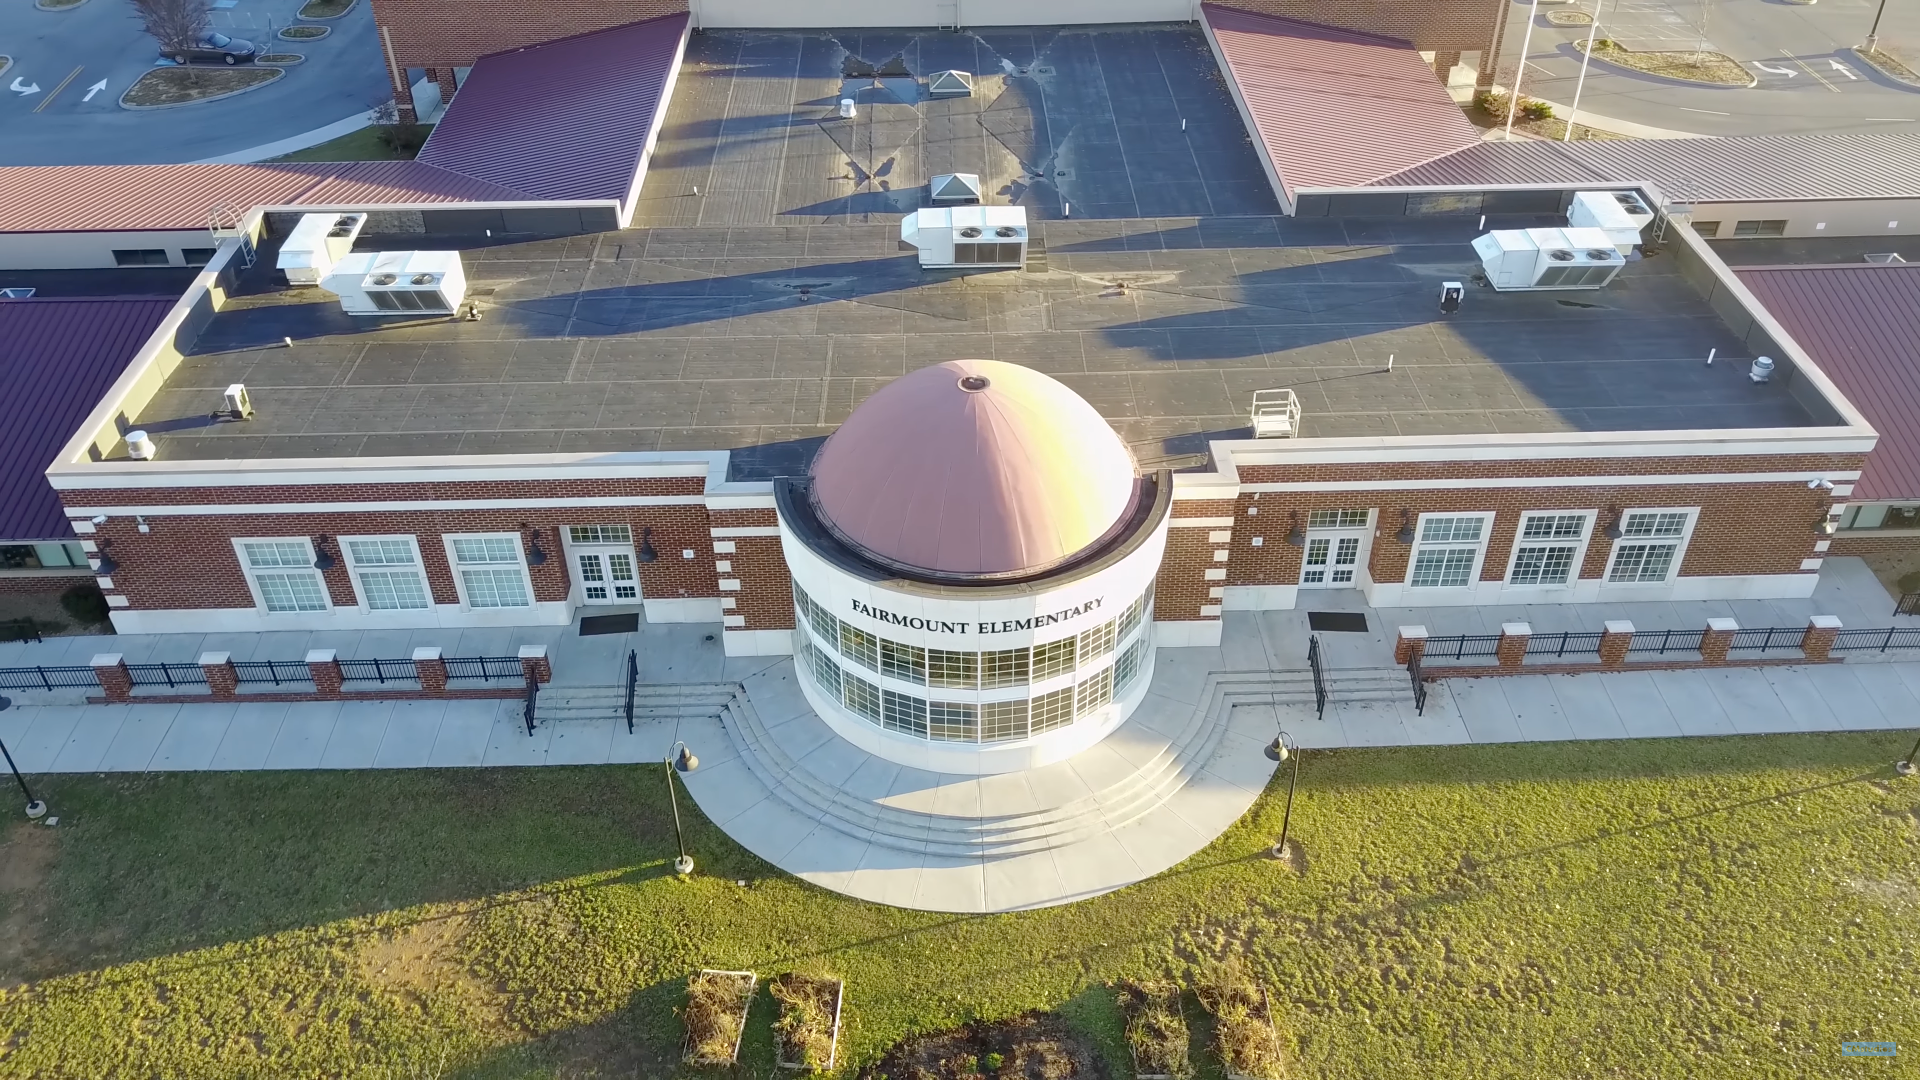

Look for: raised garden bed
[1576,38,1755,86]
[684,969,756,1067]
[1194,959,1283,1080]
[280,25,330,40]
[1854,47,1920,86]
[121,66,281,108]
[1118,981,1191,1079]
[859,1012,1102,1080]
[1545,9,1592,26]
[772,973,844,1072]
[258,53,305,66]
[297,0,356,16]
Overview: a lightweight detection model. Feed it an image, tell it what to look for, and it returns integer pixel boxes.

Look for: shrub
[60,584,111,625]
[1193,958,1284,1080]
[982,1052,1004,1072]
[376,122,429,156]
[1474,91,1554,121]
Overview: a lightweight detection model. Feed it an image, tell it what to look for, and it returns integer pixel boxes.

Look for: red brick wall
[372,0,686,68]
[1156,501,1236,621]
[1212,0,1504,53]
[0,573,92,595]
[709,508,793,631]
[1828,533,1920,557]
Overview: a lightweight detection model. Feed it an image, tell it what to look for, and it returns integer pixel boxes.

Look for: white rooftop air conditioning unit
[278,212,367,286]
[321,250,468,315]
[1568,191,1648,255]
[901,206,1027,270]
[1471,227,1623,291]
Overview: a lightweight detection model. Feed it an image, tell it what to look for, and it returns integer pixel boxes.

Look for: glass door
[574,549,638,605]
[1299,530,1366,588]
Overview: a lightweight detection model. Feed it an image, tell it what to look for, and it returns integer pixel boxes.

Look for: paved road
[1502,0,1920,137]
[0,0,389,164]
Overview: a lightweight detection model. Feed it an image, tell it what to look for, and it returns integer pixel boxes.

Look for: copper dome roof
[808,360,1140,578]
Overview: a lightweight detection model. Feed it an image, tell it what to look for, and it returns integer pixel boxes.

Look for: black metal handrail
[444,655,525,681]
[0,618,41,645]
[624,649,638,734]
[1524,631,1604,657]
[1408,652,1427,716]
[1423,634,1502,660]
[1627,629,1705,654]
[1307,634,1327,720]
[233,659,313,685]
[338,657,420,683]
[126,662,207,687]
[1899,592,1920,616]
[0,665,98,690]
[1833,627,1920,652]
[523,676,538,736]
[1729,627,1804,652]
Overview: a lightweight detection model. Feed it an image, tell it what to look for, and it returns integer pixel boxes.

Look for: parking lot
[0,0,388,164]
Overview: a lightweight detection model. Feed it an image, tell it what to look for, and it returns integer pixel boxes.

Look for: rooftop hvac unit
[901,206,1027,270]
[1568,191,1650,255]
[1471,227,1624,291]
[320,250,468,315]
[277,212,367,285]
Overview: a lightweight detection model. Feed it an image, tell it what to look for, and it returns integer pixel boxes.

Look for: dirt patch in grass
[122,66,281,107]
[297,0,355,16]
[1855,47,1920,85]
[685,970,755,1064]
[279,24,330,39]
[772,972,841,1070]
[355,914,517,1039]
[862,1013,1107,1080]
[1117,981,1191,1079]
[1578,39,1753,86]
[0,825,56,988]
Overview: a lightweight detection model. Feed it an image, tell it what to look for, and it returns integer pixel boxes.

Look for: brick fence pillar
[1433,50,1462,81]
[519,644,551,684]
[306,649,343,696]
[91,652,131,700]
[1599,621,1634,667]
[199,652,238,698]
[413,646,448,693]
[1497,622,1530,669]
[1394,625,1429,665]
[1802,615,1842,662]
[1701,618,1738,664]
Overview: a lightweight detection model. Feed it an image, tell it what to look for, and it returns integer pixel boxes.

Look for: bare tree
[129,0,210,59]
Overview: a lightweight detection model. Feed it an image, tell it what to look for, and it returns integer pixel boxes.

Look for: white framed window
[1505,511,1593,587]
[342,535,432,611]
[445,533,532,609]
[234,538,330,614]
[1405,513,1493,588]
[1604,509,1698,584]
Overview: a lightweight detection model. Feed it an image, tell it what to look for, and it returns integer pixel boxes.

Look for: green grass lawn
[1,732,1916,1078]
[269,124,433,163]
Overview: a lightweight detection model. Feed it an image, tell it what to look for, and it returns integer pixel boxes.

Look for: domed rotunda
[777,360,1171,773]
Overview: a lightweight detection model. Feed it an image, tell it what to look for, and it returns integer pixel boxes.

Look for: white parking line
[1678,107,1730,115]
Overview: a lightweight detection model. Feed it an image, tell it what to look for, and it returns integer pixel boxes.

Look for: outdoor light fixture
[1898,731,1919,777]
[1395,510,1415,545]
[1605,508,1625,541]
[0,697,47,821]
[1817,516,1838,536]
[1284,511,1303,548]
[674,743,699,772]
[637,527,659,563]
[92,540,119,578]
[1265,729,1301,865]
[667,741,698,875]
[1808,477,1835,492]
[311,537,337,571]
[521,524,547,567]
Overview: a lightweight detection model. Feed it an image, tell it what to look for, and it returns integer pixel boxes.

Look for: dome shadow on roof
[809,360,1140,579]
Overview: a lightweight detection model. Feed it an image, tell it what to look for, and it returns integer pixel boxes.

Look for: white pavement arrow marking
[9,77,41,95]
[81,78,108,101]
[1830,58,1858,80]
[1753,61,1797,77]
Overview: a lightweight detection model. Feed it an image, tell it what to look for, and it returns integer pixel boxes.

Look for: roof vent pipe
[126,431,156,460]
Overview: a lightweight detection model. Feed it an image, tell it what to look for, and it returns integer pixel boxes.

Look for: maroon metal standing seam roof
[0,162,533,233]
[0,298,175,541]
[1201,5,1482,201]
[1736,264,1920,502]
[417,13,690,205]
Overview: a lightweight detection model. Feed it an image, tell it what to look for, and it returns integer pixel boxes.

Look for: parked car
[162,32,258,66]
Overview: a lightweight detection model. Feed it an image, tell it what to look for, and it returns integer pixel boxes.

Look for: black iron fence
[1422,623,1920,664]
[445,655,525,681]
[1729,627,1804,652]
[1898,592,1920,616]
[0,665,99,691]
[0,653,528,693]
[1423,634,1501,660]
[338,657,421,683]
[1524,631,1604,657]
[1834,627,1920,652]
[126,662,207,687]
[1627,629,1705,654]
[234,659,314,685]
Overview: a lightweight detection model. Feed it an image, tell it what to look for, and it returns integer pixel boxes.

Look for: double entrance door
[1298,510,1373,589]
[568,525,639,605]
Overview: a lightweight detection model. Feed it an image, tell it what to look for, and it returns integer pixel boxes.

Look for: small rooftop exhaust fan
[320,250,468,315]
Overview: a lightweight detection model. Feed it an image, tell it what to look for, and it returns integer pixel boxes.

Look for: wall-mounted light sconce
[520,524,547,567]
[1817,515,1838,536]
[1284,511,1303,548]
[1605,508,1625,541]
[638,526,659,563]
[311,536,338,571]
[136,515,151,534]
[1808,477,1835,492]
[1395,510,1416,545]
[93,539,119,577]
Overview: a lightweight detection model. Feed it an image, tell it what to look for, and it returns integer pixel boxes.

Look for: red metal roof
[0,162,531,234]
[1737,264,1920,501]
[418,13,689,205]
[0,297,175,541]
[1201,5,1482,202]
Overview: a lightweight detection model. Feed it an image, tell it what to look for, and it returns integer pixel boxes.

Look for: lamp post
[666,741,698,875]
[0,697,47,820]
[1564,0,1603,141]
[1504,0,1545,142]
[1898,731,1920,777]
[1865,0,1890,53]
[1265,730,1300,864]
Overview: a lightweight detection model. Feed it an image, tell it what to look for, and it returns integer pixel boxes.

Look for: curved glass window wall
[792,582,1153,743]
